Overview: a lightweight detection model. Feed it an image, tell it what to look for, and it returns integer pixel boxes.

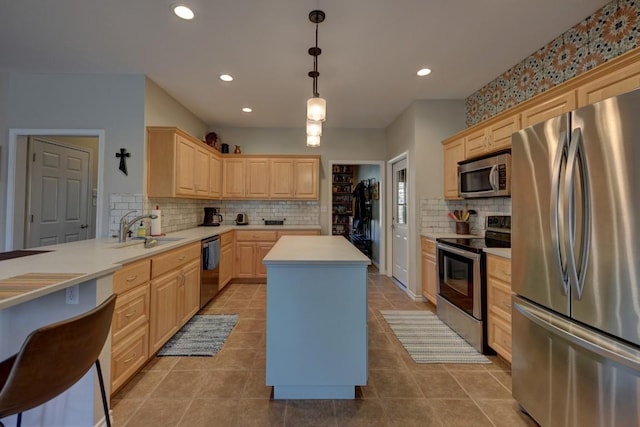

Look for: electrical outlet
[65,285,79,304]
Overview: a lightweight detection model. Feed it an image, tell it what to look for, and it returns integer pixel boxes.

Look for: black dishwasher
[200,235,220,308]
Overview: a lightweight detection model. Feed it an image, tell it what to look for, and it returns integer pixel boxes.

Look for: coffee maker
[201,207,223,226]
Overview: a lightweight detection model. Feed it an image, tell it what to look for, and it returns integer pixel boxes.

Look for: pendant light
[306,134,321,147]
[307,9,326,125]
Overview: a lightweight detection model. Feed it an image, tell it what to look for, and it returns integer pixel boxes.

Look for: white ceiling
[0,0,609,129]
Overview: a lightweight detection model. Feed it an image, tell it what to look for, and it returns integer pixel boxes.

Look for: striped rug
[380,310,490,364]
[158,314,238,357]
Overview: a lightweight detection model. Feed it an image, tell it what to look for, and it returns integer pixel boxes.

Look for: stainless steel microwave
[458,149,510,198]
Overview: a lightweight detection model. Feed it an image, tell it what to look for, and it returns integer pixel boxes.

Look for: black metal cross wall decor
[116,148,130,176]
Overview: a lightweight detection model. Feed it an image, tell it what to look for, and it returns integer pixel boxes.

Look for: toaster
[235,213,249,225]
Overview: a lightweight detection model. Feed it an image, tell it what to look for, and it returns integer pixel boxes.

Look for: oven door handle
[436,243,481,260]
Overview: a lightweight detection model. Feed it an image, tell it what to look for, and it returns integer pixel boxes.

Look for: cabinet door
[210,153,222,198]
[255,242,274,279]
[443,138,464,199]
[219,243,233,289]
[521,92,576,128]
[464,128,487,159]
[425,253,437,306]
[294,158,319,199]
[488,114,520,151]
[175,136,196,196]
[577,59,640,107]
[194,146,210,198]
[246,158,270,198]
[222,158,245,198]
[234,242,255,278]
[178,259,200,327]
[149,272,179,353]
[269,158,294,199]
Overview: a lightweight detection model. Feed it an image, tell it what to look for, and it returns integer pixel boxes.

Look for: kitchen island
[263,235,371,399]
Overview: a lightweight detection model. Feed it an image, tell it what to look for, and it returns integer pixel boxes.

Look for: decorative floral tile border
[466,0,640,126]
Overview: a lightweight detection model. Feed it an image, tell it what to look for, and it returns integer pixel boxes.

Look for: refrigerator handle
[514,299,640,372]
[565,128,591,300]
[550,131,570,295]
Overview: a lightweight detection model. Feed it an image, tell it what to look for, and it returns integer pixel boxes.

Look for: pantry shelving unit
[331,165,354,237]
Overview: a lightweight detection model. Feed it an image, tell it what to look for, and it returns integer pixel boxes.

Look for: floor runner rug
[157,314,238,357]
[380,310,490,364]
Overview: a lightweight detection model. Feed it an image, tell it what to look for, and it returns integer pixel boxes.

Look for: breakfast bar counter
[263,236,371,399]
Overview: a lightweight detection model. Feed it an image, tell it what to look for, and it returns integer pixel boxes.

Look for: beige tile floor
[112,268,538,427]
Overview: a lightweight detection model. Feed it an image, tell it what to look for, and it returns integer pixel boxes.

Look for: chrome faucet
[118,210,158,243]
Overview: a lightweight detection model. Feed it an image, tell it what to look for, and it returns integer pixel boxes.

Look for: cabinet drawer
[151,242,200,278]
[421,237,436,254]
[487,255,511,284]
[111,324,149,393]
[235,230,277,242]
[488,280,512,321]
[488,315,512,363]
[113,259,151,294]
[112,284,150,345]
[221,231,233,247]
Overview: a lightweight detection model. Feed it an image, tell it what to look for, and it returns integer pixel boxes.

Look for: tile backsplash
[465,0,639,126]
[108,194,320,237]
[420,198,511,235]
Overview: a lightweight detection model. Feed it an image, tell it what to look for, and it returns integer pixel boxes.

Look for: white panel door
[392,158,408,286]
[27,138,91,248]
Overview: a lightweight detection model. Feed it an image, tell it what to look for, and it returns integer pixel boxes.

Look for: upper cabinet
[521,92,576,128]
[464,114,519,159]
[442,137,464,200]
[576,58,640,108]
[222,155,320,200]
[147,127,222,199]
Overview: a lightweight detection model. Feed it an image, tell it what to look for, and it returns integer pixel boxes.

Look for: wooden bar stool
[0,294,117,427]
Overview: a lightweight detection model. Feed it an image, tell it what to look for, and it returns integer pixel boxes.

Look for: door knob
[80,224,88,229]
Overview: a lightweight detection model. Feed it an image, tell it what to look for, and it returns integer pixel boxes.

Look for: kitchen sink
[108,237,184,249]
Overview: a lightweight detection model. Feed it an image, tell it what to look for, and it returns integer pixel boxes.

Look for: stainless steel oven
[436,241,487,353]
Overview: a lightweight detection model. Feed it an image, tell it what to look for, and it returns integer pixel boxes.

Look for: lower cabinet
[421,237,437,305]
[219,231,234,290]
[110,258,151,394]
[149,242,201,354]
[486,253,513,363]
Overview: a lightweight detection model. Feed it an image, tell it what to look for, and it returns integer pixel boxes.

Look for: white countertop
[263,236,371,265]
[0,224,321,310]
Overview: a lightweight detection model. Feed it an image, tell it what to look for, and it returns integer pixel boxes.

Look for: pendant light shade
[306,134,321,147]
[307,97,326,122]
[306,119,323,137]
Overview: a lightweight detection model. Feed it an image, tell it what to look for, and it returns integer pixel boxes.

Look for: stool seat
[0,294,117,427]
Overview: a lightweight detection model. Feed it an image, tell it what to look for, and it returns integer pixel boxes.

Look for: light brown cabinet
[292,158,319,199]
[222,157,246,198]
[147,127,222,199]
[246,158,270,199]
[110,258,151,394]
[577,57,640,108]
[464,114,519,158]
[269,158,295,198]
[442,138,465,199]
[149,242,200,354]
[420,237,437,305]
[486,254,512,363]
[521,91,576,128]
[209,152,222,198]
[219,231,233,289]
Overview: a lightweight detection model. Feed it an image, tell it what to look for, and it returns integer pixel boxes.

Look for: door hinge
[30,214,34,223]
[32,153,36,162]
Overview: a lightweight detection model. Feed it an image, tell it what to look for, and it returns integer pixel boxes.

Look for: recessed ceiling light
[242,107,252,113]
[172,5,194,20]
[417,68,432,77]
[219,74,233,82]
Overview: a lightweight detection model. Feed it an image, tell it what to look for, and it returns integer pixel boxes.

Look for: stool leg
[94,360,111,427]
[15,413,21,427]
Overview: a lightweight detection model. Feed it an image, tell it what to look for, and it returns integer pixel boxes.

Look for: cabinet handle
[177,255,186,261]
[125,274,138,282]
[124,353,137,363]
[124,309,137,318]
[500,268,511,277]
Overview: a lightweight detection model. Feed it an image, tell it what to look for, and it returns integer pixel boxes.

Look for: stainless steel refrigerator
[512,89,640,426]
